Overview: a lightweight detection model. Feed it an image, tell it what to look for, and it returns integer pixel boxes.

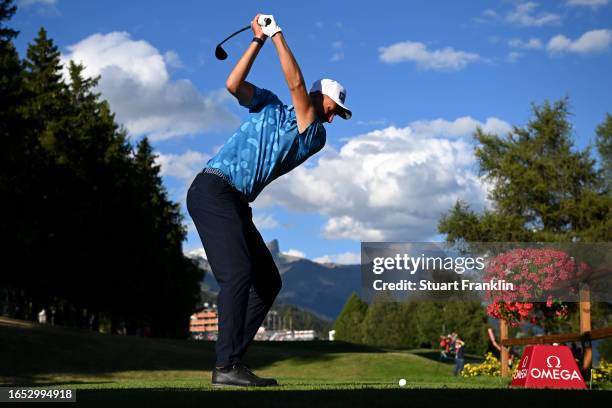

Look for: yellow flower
[592,360,612,384]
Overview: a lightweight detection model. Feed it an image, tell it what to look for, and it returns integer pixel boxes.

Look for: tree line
[334,293,491,355]
[0,0,203,337]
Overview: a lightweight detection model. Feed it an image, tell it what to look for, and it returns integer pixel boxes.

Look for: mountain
[186,240,361,320]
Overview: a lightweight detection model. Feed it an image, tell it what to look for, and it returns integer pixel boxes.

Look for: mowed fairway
[1,317,610,407]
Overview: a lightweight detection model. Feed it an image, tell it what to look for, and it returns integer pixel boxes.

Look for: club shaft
[217,25,251,47]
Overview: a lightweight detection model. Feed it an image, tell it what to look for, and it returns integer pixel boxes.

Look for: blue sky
[11,0,612,263]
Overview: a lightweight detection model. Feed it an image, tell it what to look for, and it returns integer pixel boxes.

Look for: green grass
[1,317,610,407]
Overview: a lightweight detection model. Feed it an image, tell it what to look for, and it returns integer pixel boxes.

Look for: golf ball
[399,378,407,387]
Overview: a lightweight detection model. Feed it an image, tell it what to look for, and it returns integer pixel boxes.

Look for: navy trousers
[186,171,282,367]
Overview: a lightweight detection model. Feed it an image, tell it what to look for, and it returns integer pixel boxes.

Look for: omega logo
[546,355,561,368]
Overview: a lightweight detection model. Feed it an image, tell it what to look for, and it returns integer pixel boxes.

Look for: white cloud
[332,41,343,49]
[506,2,561,27]
[566,0,608,7]
[283,249,306,258]
[18,0,56,6]
[18,0,59,15]
[62,32,239,141]
[507,51,523,63]
[476,2,560,27]
[155,150,209,211]
[409,117,512,138]
[255,117,511,241]
[314,252,361,265]
[508,38,543,49]
[379,41,482,71]
[155,150,210,180]
[186,247,207,259]
[330,52,344,62]
[163,50,183,68]
[253,214,280,230]
[357,119,388,126]
[482,9,498,18]
[547,29,612,54]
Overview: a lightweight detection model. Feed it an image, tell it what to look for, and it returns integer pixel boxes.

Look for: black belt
[202,168,249,205]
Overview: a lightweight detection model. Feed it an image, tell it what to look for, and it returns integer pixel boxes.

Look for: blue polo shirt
[205,85,326,202]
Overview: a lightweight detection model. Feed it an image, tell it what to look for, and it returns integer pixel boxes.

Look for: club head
[215,45,228,60]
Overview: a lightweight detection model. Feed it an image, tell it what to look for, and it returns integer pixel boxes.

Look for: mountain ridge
[186,239,361,320]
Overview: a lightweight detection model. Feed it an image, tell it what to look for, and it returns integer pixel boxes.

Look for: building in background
[189,306,322,341]
[189,303,218,340]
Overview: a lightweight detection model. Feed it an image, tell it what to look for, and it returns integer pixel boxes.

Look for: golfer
[186,13,351,387]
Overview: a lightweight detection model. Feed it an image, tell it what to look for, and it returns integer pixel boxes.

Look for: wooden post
[579,283,592,372]
[500,318,509,377]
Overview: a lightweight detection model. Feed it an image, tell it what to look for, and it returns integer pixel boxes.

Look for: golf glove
[258,14,282,37]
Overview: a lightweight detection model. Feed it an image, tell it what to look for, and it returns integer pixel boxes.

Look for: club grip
[264,18,271,26]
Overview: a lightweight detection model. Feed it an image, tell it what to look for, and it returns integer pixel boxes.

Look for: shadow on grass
[0,318,385,383]
[244,341,386,369]
[73,387,611,408]
[412,350,485,365]
[2,380,114,387]
[411,350,455,365]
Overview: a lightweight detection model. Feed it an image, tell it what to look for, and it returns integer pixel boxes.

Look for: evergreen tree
[22,27,66,129]
[361,296,419,348]
[439,98,611,242]
[131,138,203,337]
[0,0,20,114]
[334,293,489,353]
[595,113,612,193]
[0,10,203,336]
[333,292,368,343]
[0,0,17,43]
[0,0,25,316]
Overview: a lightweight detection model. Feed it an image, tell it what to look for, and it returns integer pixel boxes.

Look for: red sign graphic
[511,345,586,389]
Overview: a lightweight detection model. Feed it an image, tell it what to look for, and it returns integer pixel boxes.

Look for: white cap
[310,78,352,120]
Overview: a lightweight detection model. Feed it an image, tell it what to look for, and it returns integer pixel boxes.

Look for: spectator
[439,336,449,358]
[38,309,46,324]
[453,337,466,376]
[449,333,458,356]
[570,342,583,363]
[508,346,516,368]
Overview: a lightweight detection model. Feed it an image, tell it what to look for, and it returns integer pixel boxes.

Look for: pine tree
[596,113,612,193]
[0,0,21,114]
[439,98,611,242]
[333,292,368,343]
[22,27,67,148]
[0,19,202,337]
[0,0,22,213]
[361,296,419,348]
[0,0,25,317]
[14,27,74,322]
[131,138,202,337]
[0,16,202,336]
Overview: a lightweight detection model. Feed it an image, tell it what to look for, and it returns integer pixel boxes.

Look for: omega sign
[511,345,586,389]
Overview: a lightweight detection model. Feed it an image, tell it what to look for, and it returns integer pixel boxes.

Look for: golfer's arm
[271,33,316,133]
[225,39,264,106]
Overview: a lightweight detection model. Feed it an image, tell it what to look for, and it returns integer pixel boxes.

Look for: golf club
[215,18,271,60]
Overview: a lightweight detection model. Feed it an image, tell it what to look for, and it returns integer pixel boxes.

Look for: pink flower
[485,248,584,324]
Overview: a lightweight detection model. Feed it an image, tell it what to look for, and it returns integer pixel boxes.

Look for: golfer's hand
[257,14,282,38]
[251,14,266,40]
